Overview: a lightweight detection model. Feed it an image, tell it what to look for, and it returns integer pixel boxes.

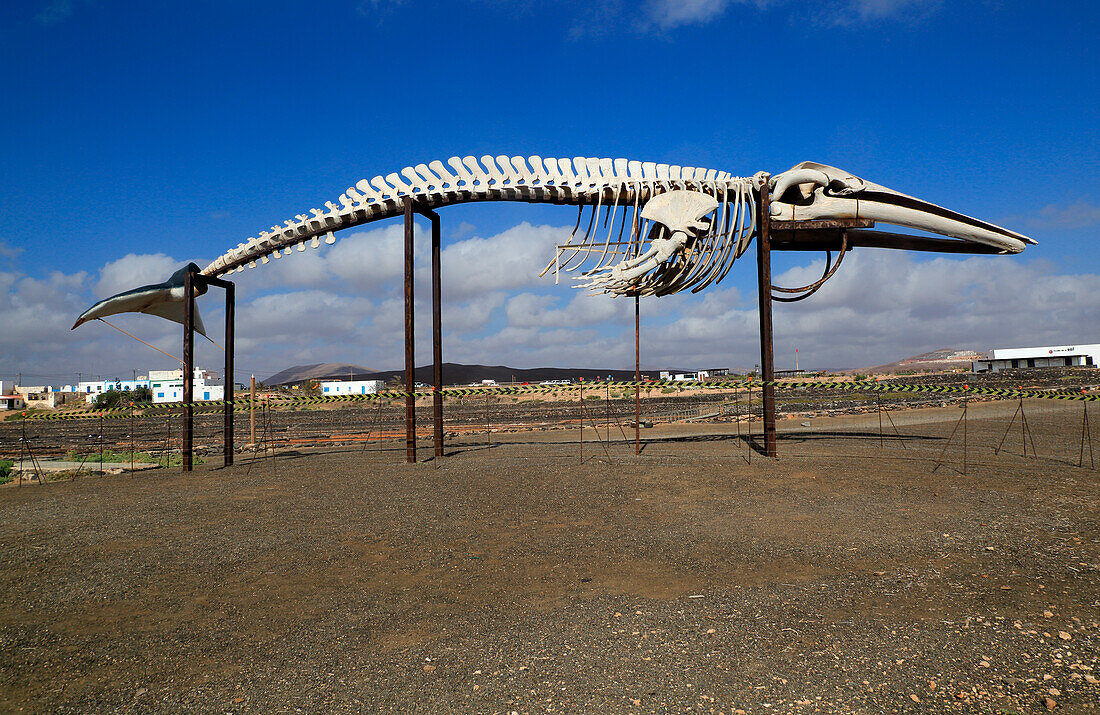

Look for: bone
[199,155,1032,289]
[370,176,396,199]
[413,163,439,190]
[510,156,531,182]
[355,180,383,202]
[494,155,517,185]
[385,172,413,195]
[446,157,474,189]
[428,160,459,190]
[462,156,489,192]
[557,157,576,184]
[401,166,430,193]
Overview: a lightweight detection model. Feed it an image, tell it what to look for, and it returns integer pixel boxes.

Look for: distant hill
[263,363,380,386]
[363,363,671,386]
[264,362,693,387]
[856,348,982,375]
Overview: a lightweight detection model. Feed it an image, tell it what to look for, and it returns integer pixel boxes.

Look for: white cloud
[638,0,939,30]
[669,250,1100,369]
[442,222,572,300]
[36,0,75,25]
[237,290,373,344]
[95,253,182,298]
[0,239,23,258]
[1027,200,1100,230]
[3,221,1097,382]
[229,221,568,301]
[642,0,745,30]
[504,291,633,330]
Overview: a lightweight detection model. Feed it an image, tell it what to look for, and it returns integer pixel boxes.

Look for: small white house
[1,394,25,411]
[320,379,385,396]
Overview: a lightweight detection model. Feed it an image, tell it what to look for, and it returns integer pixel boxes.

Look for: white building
[320,379,385,396]
[151,383,224,403]
[660,371,711,381]
[72,368,222,403]
[1,394,25,410]
[973,343,1100,373]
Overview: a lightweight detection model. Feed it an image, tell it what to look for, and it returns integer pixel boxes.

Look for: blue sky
[2,0,1098,384]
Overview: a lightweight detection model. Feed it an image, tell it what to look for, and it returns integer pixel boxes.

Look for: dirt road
[1,405,1097,712]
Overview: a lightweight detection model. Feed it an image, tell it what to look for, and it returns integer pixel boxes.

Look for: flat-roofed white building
[320,379,385,396]
[973,343,1100,373]
[151,383,224,403]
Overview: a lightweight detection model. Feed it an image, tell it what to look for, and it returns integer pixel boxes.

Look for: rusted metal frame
[193,272,236,467]
[396,200,445,460]
[635,293,641,456]
[421,204,444,458]
[182,268,195,471]
[771,228,1003,255]
[403,197,416,463]
[771,219,874,231]
[771,232,849,303]
[756,182,777,458]
[223,281,234,465]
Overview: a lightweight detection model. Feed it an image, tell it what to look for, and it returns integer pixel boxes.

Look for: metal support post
[224,281,234,466]
[182,268,195,472]
[403,197,416,463]
[634,294,640,456]
[429,208,444,457]
[756,180,777,457]
[250,375,256,446]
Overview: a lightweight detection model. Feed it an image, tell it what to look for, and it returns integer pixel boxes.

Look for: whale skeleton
[74,155,1035,334]
[198,156,1034,298]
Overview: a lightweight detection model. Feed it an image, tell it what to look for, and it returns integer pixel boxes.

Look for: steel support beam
[634,294,640,456]
[182,268,195,471]
[403,197,416,463]
[223,282,234,466]
[429,208,444,457]
[756,182,777,458]
[771,223,1003,255]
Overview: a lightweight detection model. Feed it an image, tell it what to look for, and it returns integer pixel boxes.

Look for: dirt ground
[1,402,1097,713]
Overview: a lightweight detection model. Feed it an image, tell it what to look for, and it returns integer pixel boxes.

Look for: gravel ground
[1,403,1097,713]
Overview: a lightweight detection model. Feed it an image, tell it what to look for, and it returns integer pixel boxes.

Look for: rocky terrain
[1,403,1097,712]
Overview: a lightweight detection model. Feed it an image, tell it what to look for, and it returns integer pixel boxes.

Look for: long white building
[973,343,1100,373]
[320,379,385,396]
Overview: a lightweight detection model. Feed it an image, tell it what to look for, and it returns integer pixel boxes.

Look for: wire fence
[2,377,1095,483]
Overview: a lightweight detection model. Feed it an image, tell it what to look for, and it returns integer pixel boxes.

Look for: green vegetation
[0,460,12,485]
[92,387,153,409]
[3,408,49,421]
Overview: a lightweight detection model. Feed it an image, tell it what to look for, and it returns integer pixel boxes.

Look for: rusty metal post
[756,180,777,457]
[634,294,640,456]
[403,197,416,463]
[249,375,256,446]
[224,281,234,466]
[182,267,195,471]
[430,210,444,457]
